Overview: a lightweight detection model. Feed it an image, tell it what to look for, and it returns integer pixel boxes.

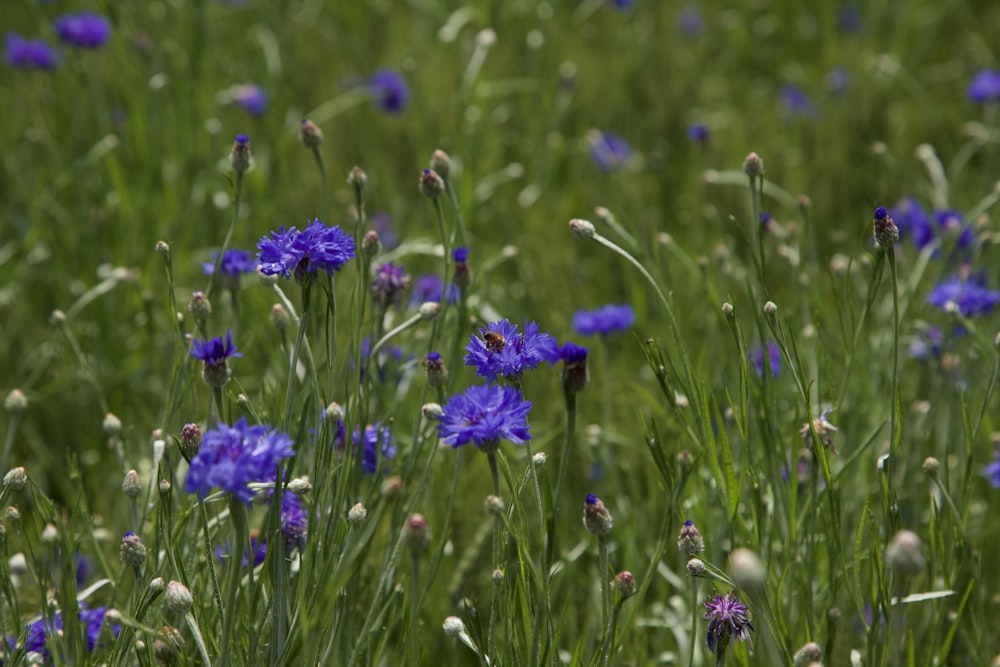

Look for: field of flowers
[3,1,1000,665]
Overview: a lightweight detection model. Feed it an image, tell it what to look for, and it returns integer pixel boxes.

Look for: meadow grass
[2,0,1000,665]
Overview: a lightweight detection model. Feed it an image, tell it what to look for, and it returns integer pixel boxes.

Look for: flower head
[369,69,410,113]
[837,4,864,34]
[354,423,396,474]
[572,304,635,336]
[749,341,780,378]
[800,408,839,454]
[5,34,58,70]
[54,12,111,48]
[873,206,899,248]
[583,493,614,536]
[257,219,356,283]
[409,274,459,305]
[686,123,710,144]
[679,6,704,37]
[780,84,816,117]
[280,491,308,551]
[703,591,754,653]
[464,319,554,383]
[927,274,1000,317]
[983,448,1000,488]
[16,606,119,657]
[232,83,267,116]
[203,249,257,277]
[545,341,589,394]
[184,417,295,505]
[216,537,268,568]
[968,69,1000,103]
[372,263,411,310]
[588,131,632,171]
[190,329,242,387]
[438,384,532,451]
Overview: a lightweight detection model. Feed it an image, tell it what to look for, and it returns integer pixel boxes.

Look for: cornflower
[438,384,532,452]
[257,219,355,283]
[464,319,554,383]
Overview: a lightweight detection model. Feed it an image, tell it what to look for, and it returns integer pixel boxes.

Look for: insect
[482,330,506,352]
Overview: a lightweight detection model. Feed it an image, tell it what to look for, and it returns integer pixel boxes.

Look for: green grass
[2,0,1000,664]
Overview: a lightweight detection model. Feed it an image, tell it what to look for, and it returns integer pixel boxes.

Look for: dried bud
[299,119,323,148]
[229,134,252,174]
[403,513,431,551]
[419,168,445,198]
[677,520,705,557]
[165,580,193,614]
[569,218,596,240]
[583,494,613,537]
[3,468,27,492]
[122,470,143,500]
[120,531,148,568]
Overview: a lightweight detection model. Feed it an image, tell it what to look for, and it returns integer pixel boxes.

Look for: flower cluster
[927,274,1000,317]
[184,417,295,505]
[703,591,754,653]
[257,219,355,282]
[8,607,119,657]
[5,34,58,70]
[572,304,635,336]
[464,319,553,383]
[438,384,532,451]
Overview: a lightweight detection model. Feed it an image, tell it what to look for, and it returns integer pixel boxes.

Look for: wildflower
[190,329,241,387]
[545,341,589,394]
[299,119,323,148]
[800,408,838,454]
[403,513,431,551]
[678,520,704,557]
[232,83,267,116]
[279,491,308,550]
[216,536,268,567]
[15,606,120,657]
[885,530,925,577]
[120,532,147,568]
[362,231,381,258]
[5,34,58,70]
[464,319,554,383]
[423,351,448,388]
[572,304,635,336]
[372,262,411,311]
[616,571,637,598]
[184,417,294,505]
[353,423,396,474]
[583,493,613,536]
[438,384,532,451]
[983,448,1000,488]
[54,12,111,48]
[873,206,899,248]
[968,69,1000,104]
[202,249,257,283]
[749,341,780,378]
[703,591,754,653]
[165,580,193,614]
[257,219,356,283]
[927,274,1000,316]
[122,470,142,499]
[229,134,252,173]
[588,130,632,171]
[453,247,471,290]
[686,123,710,145]
[678,6,704,37]
[420,168,445,197]
[369,69,410,113]
[780,84,816,117]
[409,274,459,305]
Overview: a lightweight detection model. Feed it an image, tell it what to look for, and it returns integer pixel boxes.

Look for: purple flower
[572,304,635,336]
[372,262,411,310]
[438,384,532,449]
[280,492,308,550]
[354,423,396,474]
[703,591,754,652]
[891,197,931,248]
[54,12,111,48]
[686,123,710,144]
[184,417,295,505]
[749,342,780,378]
[257,219,356,281]
[453,247,469,262]
[545,341,589,394]
[968,69,1000,103]
[409,274,459,305]
[15,607,119,657]
[984,449,1000,488]
[908,325,943,360]
[191,329,242,364]
[927,274,1000,317]
[464,319,554,383]
[5,33,58,70]
[678,6,704,37]
[216,537,268,567]
[837,4,863,34]
[233,83,267,116]
[589,131,631,171]
[369,69,410,113]
[203,249,258,277]
[780,84,816,117]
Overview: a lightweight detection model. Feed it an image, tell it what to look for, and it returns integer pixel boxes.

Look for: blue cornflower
[232,83,267,116]
[909,325,944,360]
[184,417,295,505]
[438,384,532,450]
[464,319,554,383]
[686,123,710,144]
[703,591,754,653]
[54,12,111,48]
[15,607,119,657]
[257,219,356,282]
[891,197,931,248]
[372,262,411,310]
[216,537,268,567]
[453,247,471,289]
[572,304,635,336]
[369,69,410,113]
[190,329,241,387]
[780,84,816,117]
[984,449,1000,488]
[544,341,589,394]
[749,342,780,378]
[927,274,1000,317]
[280,491,308,550]
[409,274,459,305]
[5,33,58,70]
[934,210,976,250]
[203,249,258,287]
[589,131,632,171]
[354,423,396,474]
[678,6,704,37]
[968,69,1000,103]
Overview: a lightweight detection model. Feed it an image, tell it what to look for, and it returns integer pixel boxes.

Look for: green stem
[688,581,699,667]
[598,535,611,648]
[887,246,901,457]
[312,146,328,221]
[281,284,312,434]
[486,449,502,667]
[199,501,225,628]
[408,552,422,667]
[553,389,577,517]
[206,172,243,301]
[219,497,249,667]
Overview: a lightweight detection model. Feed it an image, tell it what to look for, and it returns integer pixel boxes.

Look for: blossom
[372,262,411,310]
[202,249,258,284]
[780,84,816,117]
[545,341,589,394]
[353,423,396,474]
[54,12,111,48]
[749,342,780,378]
[588,131,632,171]
[908,325,943,360]
[984,449,1000,488]
[184,417,295,505]
[464,319,554,383]
[13,607,119,657]
[837,4,863,34]
[927,275,1000,317]
[968,69,1000,103]
[409,274,459,305]
[703,591,754,653]
[438,384,532,450]
[257,219,356,281]
[216,537,268,567]
[190,329,242,364]
[280,491,308,550]
[233,83,267,116]
[572,304,635,336]
[369,69,410,113]
[5,33,58,70]
[686,123,710,144]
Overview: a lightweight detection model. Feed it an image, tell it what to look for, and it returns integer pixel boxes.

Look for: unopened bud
[3,468,27,492]
[419,168,445,198]
[419,302,440,320]
[484,494,504,516]
[287,477,312,495]
[5,506,20,524]
[422,402,443,419]
[763,301,778,316]
[103,413,122,436]
[348,166,367,193]
[492,568,504,583]
[922,456,940,477]
[122,470,143,499]
[615,571,637,598]
[257,266,277,287]
[159,479,171,495]
[362,230,381,259]
[270,304,290,330]
[873,206,899,248]
[569,218,596,240]
[793,642,823,667]
[165,580,193,614]
[885,530,925,577]
[120,531,148,568]
[229,134,252,174]
[153,625,185,664]
[4,390,27,415]
[325,402,344,423]
[348,502,367,525]
[729,547,767,589]
[299,119,323,148]
[442,616,465,637]
[41,523,58,543]
[188,291,212,325]
[155,241,170,258]
[180,423,202,461]
[403,513,431,551]
[430,150,452,179]
[677,520,705,557]
[583,494,613,537]
[149,577,165,592]
[381,475,403,500]
[743,152,763,178]
[686,558,706,576]
[423,352,448,388]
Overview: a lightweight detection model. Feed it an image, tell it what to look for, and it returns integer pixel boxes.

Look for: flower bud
[180,423,202,461]
[743,152,763,178]
[615,570,637,598]
[922,456,940,477]
[299,119,323,148]
[419,168,445,198]
[325,402,344,423]
[793,642,823,667]
[3,467,27,492]
[165,580,193,614]
[348,166,367,193]
[4,390,27,415]
[103,413,122,436]
[442,616,465,637]
[873,206,899,248]
[381,475,403,500]
[677,520,705,557]
[885,530,925,577]
[41,523,58,543]
[348,502,367,525]
[569,218,596,240]
[362,231,381,259]
[419,302,440,320]
[257,266,277,286]
[159,479,171,495]
[422,403,443,419]
[5,506,21,524]
[423,352,448,388]
[729,547,767,589]
[763,301,778,316]
[686,558,706,576]
[120,531,148,568]
[492,568,504,583]
[484,494,504,516]
[155,241,170,258]
[452,247,471,290]
[270,304,290,331]
[403,513,431,551]
[122,470,143,500]
[229,134,252,174]
[583,493,613,537]
[430,150,452,179]
[153,625,185,665]
[187,291,212,326]
[287,477,312,495]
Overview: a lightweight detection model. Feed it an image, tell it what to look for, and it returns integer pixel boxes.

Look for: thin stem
[199,501,225,625]
[887,246,901,457]
[206,172,243,301]
[408,552,422,667]
[281,285,312,434]
[598,536,611,648]
[688,581,699,667]
[486,449,502,667]
[219,497,249,667]
[553,389,577,517]
[312,146,328,220]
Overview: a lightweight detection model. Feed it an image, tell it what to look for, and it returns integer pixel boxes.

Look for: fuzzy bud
[257,266,278,287]
[287,477,312,495]
[325,402,344,423]
[155,241,170,258]
[229,134,252,174]
[165,580,193,614]
[419,168,445,198]
[159,479,171,495]
[677,520,705,557]
[120,531,148,568]
[153,625,185,665]
[421,402,443,419]
[686,558,706,576]
[885,530,925,577]
[583,494,613,537]
[41,523,58,543]
[348,166,367,193]
[430,150,452,179]
[743,152,764,178]
[102,413,122,436]
[187,291,212,326]
[922,456,940,477]
[677,450,693,475]
[419,301,441,320]
[149,577,165,593]
[729,547,767,589]
[403,513,431,551]
[180,423,202,461]
[532,452,547,467]
[348,502,367,525]
[492,568,504,583]
[442,616,465,637]
[4,390,27,415]
[299,119,323,148]
[569,218,596,240]
[793,642,823,667]
[3,468,27,492]
[5,506,20,525]
[615,571,637,598]
[873,206,899,248]
[122,470,143,500]
[362,231,381,259]
[270,304,290,331]
[484,494,504,516]
[763,301,778,316]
